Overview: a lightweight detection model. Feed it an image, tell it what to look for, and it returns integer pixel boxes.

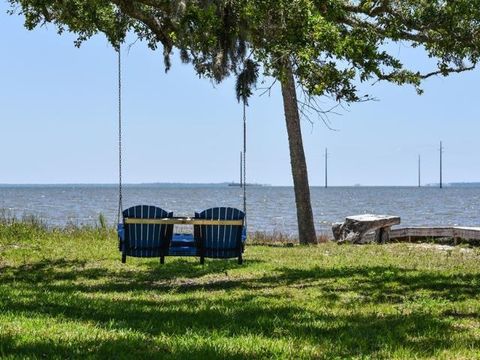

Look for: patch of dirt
[407,243,473,253]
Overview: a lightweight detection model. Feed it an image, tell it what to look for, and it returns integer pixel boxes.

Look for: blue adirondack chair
[194,207,246,264]
[118,205,173,263]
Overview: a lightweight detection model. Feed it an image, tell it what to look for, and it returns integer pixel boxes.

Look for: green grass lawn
[1,223,480,359]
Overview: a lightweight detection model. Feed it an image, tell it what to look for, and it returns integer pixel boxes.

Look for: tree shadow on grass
[259,265,480,304]
[0,333,181,360]
[1,298,476,359]
[1,259,480,358]
[0,257,262,291]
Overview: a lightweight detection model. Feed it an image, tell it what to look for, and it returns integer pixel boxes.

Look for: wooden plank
[337,226,480,245]
[124,218,244,226]
[390,227,480,241]
[345,214,401,226]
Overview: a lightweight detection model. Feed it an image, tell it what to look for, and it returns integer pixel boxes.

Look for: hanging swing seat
[118,205,174,263]
[194,207,246,264]
[115,45,248,265]
[118,206,246,263]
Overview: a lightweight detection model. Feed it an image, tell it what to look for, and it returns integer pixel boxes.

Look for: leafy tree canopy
[8,0,480,103]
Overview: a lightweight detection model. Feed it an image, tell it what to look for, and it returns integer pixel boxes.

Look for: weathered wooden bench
[332,214,401,244]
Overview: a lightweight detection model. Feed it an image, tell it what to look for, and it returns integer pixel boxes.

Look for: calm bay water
[0,185,479,235]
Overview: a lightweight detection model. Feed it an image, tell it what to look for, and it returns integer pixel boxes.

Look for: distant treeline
[425,182,480,188]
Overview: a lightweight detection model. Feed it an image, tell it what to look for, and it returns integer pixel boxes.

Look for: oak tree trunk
[280,61,317,244]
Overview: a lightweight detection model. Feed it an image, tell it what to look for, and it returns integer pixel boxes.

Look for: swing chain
[117,45,123,224]
[116,36,248,227]
[243,99,247,224]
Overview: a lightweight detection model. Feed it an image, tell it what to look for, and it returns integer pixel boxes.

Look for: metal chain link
[117,41,247,226]
[117,46,123,224]
[243,100,247,225]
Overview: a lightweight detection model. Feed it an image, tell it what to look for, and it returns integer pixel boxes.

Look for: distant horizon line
[0,182,479,187]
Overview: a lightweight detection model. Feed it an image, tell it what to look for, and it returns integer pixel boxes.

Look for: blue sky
[1,4,479,186]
